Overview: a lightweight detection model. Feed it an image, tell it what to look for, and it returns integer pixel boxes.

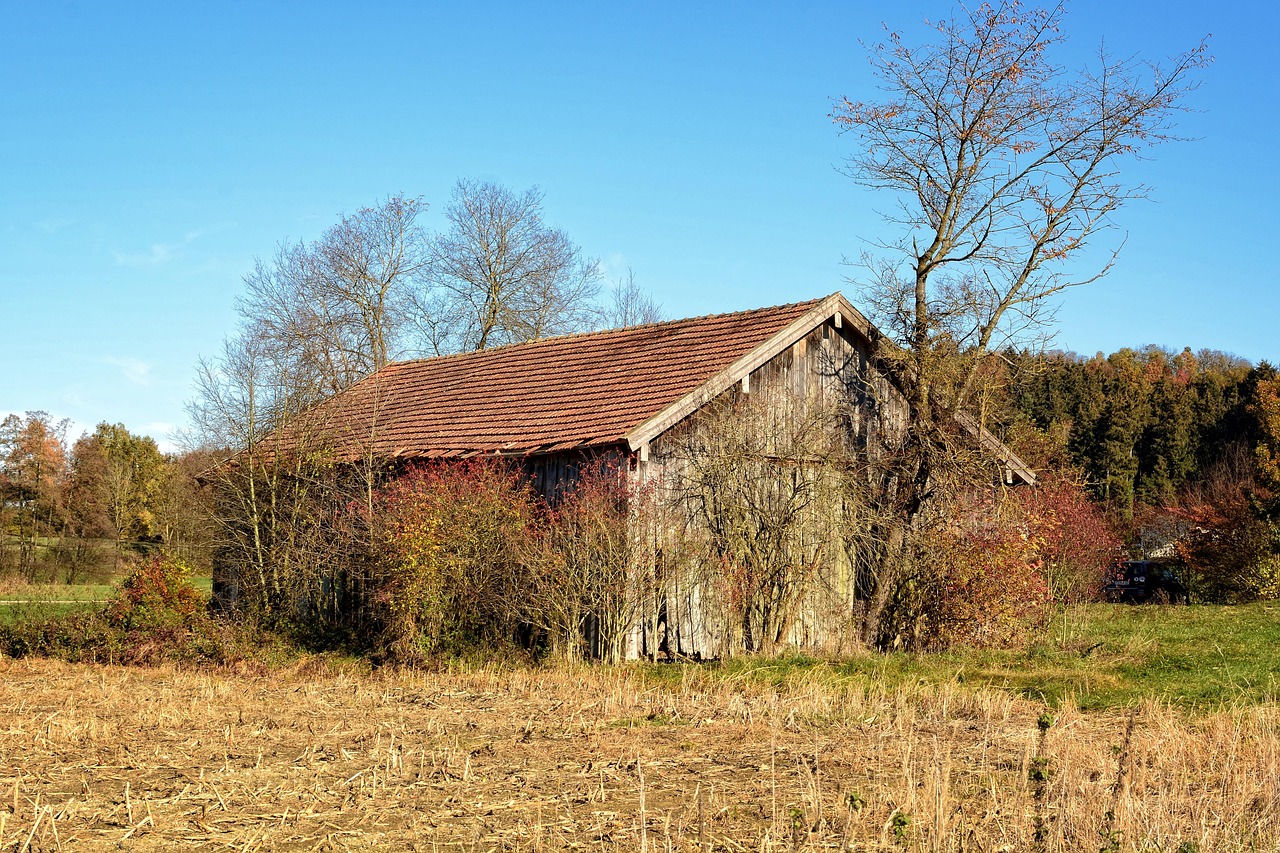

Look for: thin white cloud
[104,356,153,387]
[111,229,206,268]
[601,253,630,278]
[112,242,180,267]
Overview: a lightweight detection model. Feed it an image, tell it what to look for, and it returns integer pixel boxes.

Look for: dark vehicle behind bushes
[1104,560,1190,604]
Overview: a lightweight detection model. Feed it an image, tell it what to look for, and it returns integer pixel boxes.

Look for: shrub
[887,490,1055,651]
[1020,473,1121,603]
[0,610,124,663]
[0,608,282,667]
[0,551,265,666]
[1176,513,1280,602]
[1161,443,1280,603]
[525,462,652,663]
[106,553,203,630]
[375,460,538,658]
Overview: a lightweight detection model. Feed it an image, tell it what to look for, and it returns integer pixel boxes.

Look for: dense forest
[1007,347,1254,509]
[998,347,1279,601]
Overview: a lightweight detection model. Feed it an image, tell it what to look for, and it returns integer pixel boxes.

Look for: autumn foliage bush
[1018,473,1121,603]
[372,459,649,662]
[525,463,648,663]
[909,497,1053,650]
[888,475,1115,651]
[1162,444,1280,603]
[375,460,537,659]
[0,552,271,666]
[106,553,204,630]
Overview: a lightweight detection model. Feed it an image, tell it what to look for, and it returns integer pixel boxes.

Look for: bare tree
[189,333,336,621]
[238,194,429,396]
[424,179,602,352]
[149,450,216,572]
[663,389,852,655]
[604,268,665,328]
[190,315,401,630]
[524,463,656,663]
[830,2,1209,643]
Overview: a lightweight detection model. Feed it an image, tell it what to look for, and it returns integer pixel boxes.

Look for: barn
[221,292,1033,658]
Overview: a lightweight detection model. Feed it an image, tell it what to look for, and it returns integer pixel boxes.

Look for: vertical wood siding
[623,318,904,660]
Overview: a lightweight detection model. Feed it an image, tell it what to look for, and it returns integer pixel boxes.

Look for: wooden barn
[240,292,1033,658]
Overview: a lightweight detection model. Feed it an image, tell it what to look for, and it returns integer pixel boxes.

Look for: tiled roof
[299,297,829,460]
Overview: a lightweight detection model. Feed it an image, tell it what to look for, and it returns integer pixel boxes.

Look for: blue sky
[2,1,1275,450]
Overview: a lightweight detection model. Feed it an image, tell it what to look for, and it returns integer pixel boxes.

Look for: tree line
[0,414,209,582]
[996,348,1280,601]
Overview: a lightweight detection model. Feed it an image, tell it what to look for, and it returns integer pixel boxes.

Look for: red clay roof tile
[297,298,825,460]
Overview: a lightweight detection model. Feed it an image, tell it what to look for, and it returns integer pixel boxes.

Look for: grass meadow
[700,603,1280,713]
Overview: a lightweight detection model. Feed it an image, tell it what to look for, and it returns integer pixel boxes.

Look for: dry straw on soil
[0,656,1276,851]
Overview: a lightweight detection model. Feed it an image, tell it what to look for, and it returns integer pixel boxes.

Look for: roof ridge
[379,295,834,372]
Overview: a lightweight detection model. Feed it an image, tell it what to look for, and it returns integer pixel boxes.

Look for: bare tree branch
[426,179,603,352]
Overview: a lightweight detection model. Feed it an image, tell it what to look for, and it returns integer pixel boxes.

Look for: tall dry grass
[0,656,1275,850]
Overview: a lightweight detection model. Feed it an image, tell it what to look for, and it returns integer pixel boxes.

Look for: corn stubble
[0,658,1274,851]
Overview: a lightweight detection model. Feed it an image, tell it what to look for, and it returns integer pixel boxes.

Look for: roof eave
[954,413,1038,486]
[624,292,870,450]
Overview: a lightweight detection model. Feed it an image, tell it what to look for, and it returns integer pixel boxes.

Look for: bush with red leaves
[106,553,204,631]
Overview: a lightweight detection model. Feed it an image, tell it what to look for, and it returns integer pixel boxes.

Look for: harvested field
[0,657,1276,851]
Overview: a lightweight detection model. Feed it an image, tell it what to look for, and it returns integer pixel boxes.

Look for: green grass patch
[0,583,114,626]
[0,583,116,602]
[638,603,1280,714]
[896,602,1280,710]
[1,576,212,603]
[0,573,214,627]
[0,600,101,626]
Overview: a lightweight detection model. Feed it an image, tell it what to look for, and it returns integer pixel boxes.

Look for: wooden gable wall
[623,316,903,660]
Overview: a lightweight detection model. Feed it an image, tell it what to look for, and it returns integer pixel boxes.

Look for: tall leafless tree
[189,331,374,625]
[604,268,665,329]
[423,179,602,352]
[663,389,852,655]
[238,194,430,397]
[830,1,1210,643]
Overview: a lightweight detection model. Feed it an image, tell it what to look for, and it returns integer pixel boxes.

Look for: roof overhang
[954,413,1037,486]
[622,292,1036,486]
[624,292,872,450]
